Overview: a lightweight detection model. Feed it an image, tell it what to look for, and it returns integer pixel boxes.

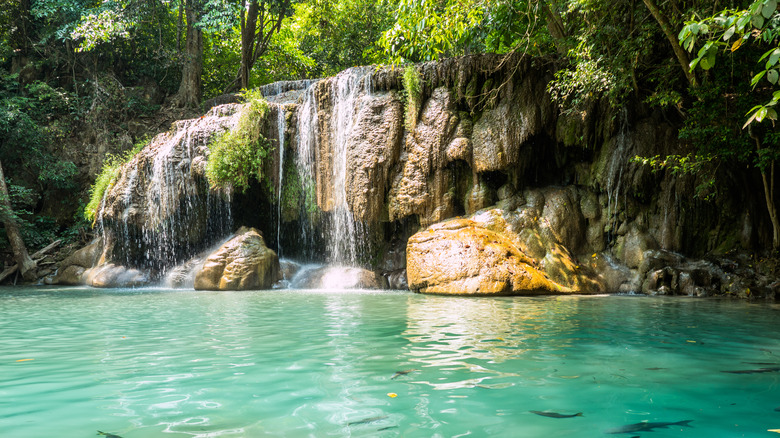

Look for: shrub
[84,137,148,223]
[205,89,271,192]
[403,65,422,131]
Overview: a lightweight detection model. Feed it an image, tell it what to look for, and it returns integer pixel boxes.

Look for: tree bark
[0,160,37,281]
[173,0,203,107]
[239,1,261,90]
[761,163,780,249]
[750,130,780,249]
[642,0,698,87]
[541,1,568,55]
[226,0,288,92]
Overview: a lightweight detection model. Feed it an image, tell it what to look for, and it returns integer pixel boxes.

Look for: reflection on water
[1,288,779,438]
[403,295,584,366]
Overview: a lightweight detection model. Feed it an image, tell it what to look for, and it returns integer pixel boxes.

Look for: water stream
[326,67,373,265]
[294,81,321,261]
[102,110,236,276]
[275,104,285,258]
[605,108,631,243]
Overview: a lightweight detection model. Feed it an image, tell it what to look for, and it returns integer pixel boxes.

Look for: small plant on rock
[206,89,271,193]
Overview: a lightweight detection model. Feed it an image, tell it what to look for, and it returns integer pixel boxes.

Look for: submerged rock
[194,227,281,290]
[290,265,387,289]
[279,259,303,282]
[84,264,149,288]
[384,268,409,290]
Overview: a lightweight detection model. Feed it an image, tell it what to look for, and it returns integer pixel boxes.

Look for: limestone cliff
[80,53,772,296]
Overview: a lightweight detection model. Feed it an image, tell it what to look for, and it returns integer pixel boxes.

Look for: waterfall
[605,108,630,242]
[100,105,238,277]
[260,79,319,99]
[327,67,373,265]
[290,68,373,265]
[276,103,285,258]
[294,81,321,261]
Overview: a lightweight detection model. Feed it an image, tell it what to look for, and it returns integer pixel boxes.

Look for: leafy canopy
[679,0,780,126]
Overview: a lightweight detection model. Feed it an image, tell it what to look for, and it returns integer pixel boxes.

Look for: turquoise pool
[1,287,779,437]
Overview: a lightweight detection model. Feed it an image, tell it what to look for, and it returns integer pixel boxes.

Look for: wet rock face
[471,74,548,173]
[388,87,459,226]
[406,186,611,295]
[53,238,150,287]
[84,264,149,288]
[344,91,404,222]
[194,227,280,290]
[99,104,239,274]
[640,250,726,297]
[406,214,576,295]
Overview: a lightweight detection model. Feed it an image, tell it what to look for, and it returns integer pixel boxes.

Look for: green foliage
[205,89,271,192]
[280,160,317,221]
[84,137,149,223]
[71,7,131,52]
[0,73,80,191]
[680,0,780,126]
[644,90,683,109]
[285,0,392,77]
[631,154,711,175]
[380,0,484,63]
[631,154,718,201]
[402,65,422,130]
[245,25,316,88]
[548,43,619,113]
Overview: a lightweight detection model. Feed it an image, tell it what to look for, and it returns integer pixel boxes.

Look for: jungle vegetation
[0,0,778,272]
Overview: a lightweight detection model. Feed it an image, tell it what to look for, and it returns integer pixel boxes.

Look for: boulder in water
[290,265,387,289]
[384,268,409,290]
[194,227,280,290]
[84,263,149,288]
[53,239,103,285]
[279,259,303,282]
[406,216,571,295]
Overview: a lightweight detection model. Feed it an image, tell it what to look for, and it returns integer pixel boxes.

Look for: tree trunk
[177,0,184,52]
[642,0,698,87]
[173,0,202,107]
[226,0,288,93]
[0,160,37,281]
[541,1,568,55]
[761,163,780,249]
[751,130,780,249]
[240,1,261,90]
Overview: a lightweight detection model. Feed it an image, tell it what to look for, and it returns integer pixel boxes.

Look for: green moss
[280,160,318,222]
[403,66,422,131]
[481,78,498,109]
[84,136,149,223]
[206,89,271,193]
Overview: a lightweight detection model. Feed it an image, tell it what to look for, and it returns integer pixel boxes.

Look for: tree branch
[642,0,698,87]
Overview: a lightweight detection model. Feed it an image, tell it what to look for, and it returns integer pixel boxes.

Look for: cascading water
[275,105,286,256]
[294,82,319,261]
[100,106,238,277]
[605,108,631,242]
[326,67,373,265]
[260,79,319,100]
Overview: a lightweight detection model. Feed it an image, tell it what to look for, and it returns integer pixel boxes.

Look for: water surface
[1,287,779,437]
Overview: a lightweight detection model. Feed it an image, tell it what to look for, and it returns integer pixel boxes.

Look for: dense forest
[1,0,779,282]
